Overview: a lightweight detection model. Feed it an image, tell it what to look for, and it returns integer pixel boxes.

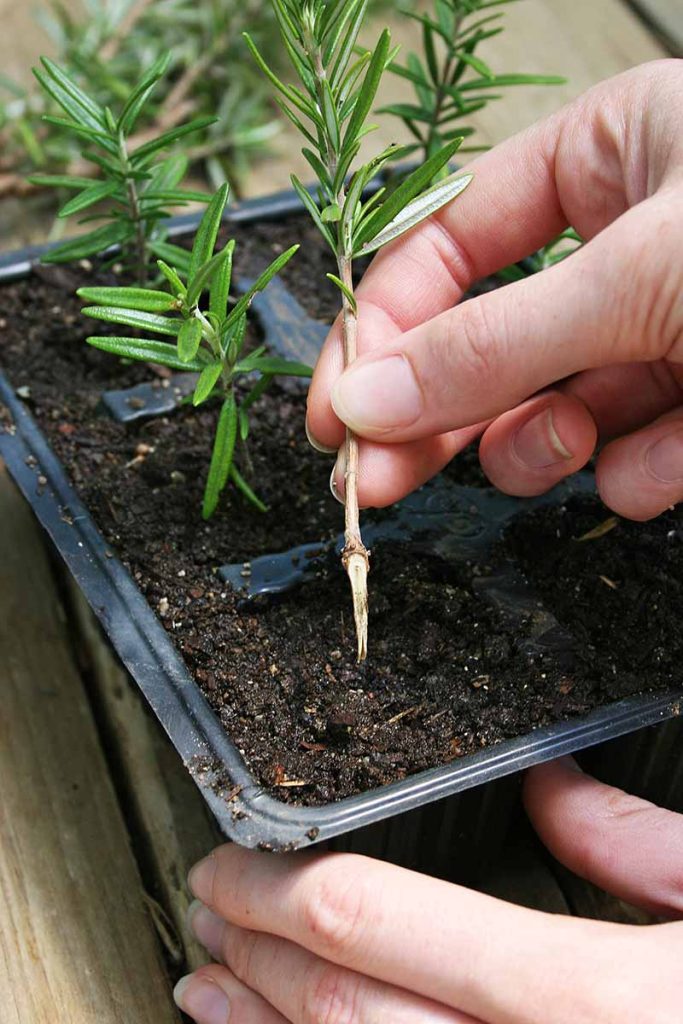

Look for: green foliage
[30,56,212,281]
[384,0,565,168]
[497,228,583,282]
[78,184,309,518]
[0,0,284,195]
[249,0,474,660]
[246,0,473,266]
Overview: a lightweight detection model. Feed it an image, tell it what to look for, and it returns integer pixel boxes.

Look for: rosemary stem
[309,35,369,659]
[338,254,369,662]
[126,179,147,286]
[120,135,147,285]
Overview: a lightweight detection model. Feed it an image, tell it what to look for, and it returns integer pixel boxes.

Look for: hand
[306,60,683,521]
[174,757,683,1023]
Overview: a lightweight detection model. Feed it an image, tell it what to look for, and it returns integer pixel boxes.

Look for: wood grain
[65,577,222,974]
[0,466,180,1024]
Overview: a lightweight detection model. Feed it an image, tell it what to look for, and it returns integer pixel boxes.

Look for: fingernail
[188,854,217,903]
[305,416,337,454]
[512,407,573,469]
[174,974,231,1023]
[646,429,683,482]
[331,355,422,433]
[330,450,345,505]
[188,899,225,960]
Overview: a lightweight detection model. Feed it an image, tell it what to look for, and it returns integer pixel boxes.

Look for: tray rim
[1,188,680,850]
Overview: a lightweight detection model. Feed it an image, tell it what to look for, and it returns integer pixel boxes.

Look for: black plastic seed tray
[0,187,681,855]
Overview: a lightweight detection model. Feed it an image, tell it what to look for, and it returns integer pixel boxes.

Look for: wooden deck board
[0,467,180,1024]
[65,577,222,974]
[626,0,683,54]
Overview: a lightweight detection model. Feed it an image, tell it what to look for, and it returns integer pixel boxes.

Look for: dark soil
[1,213,680,805]
[504,499,682,697]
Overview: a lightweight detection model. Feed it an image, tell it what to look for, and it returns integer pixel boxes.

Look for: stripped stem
[338,256,369,661]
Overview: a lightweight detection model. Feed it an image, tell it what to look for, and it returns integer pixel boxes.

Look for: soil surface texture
[1,213,680,805]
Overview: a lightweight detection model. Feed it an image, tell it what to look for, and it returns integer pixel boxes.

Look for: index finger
[306,66,638,448]
[188,844,637,1024]
[307,115,565,448]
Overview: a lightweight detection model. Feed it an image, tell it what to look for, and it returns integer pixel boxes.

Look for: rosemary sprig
[247,0,473,660]
[78,183,309,517]
[30,55,214,282]
[385,0,565,170]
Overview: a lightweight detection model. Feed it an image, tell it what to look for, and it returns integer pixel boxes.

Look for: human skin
[174,62,683,1022]
[307,60,683,522]
[175,757,683,1023]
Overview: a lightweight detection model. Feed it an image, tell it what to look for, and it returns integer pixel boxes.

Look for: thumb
[330,195,682,443]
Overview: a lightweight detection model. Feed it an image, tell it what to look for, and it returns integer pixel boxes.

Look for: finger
[188,845,639,1024]
[307,301,405,452]
[190,902,481,1024]
[562,361,683,441]
[327,358,681,510]
[332,424,485,508]
[328,194,682,444]
[307,61,683,448]
[595,405,683,518]
[174,963,287,1024]
[478,392,597,497]
[524,757,683,918]
[446,367,682,506]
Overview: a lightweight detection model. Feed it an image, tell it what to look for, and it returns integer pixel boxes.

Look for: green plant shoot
[78,184,310,518]
[30,55,215,282]
[385,0,564,169]
[247,0,473,661]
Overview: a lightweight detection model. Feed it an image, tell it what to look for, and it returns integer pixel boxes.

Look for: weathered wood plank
[626,0,683,55]
[64,576,222,974]
[0,466,180,1024]
[455,0,666,146]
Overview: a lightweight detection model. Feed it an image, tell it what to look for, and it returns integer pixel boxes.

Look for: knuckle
[619,204,683,362]
[420,216,476,293]
[300,860,369,963]
[304,963,361,1024]
[226,927,261,988]
[453,298,501,383]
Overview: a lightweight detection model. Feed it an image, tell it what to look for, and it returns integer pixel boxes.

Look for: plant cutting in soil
[77,183,311,517]
[246,0,473,659]
[0,8,680,821]
[382,0,576,272]
[0,209,680,808]
[29,55,215,281]
[25,55,313,518]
